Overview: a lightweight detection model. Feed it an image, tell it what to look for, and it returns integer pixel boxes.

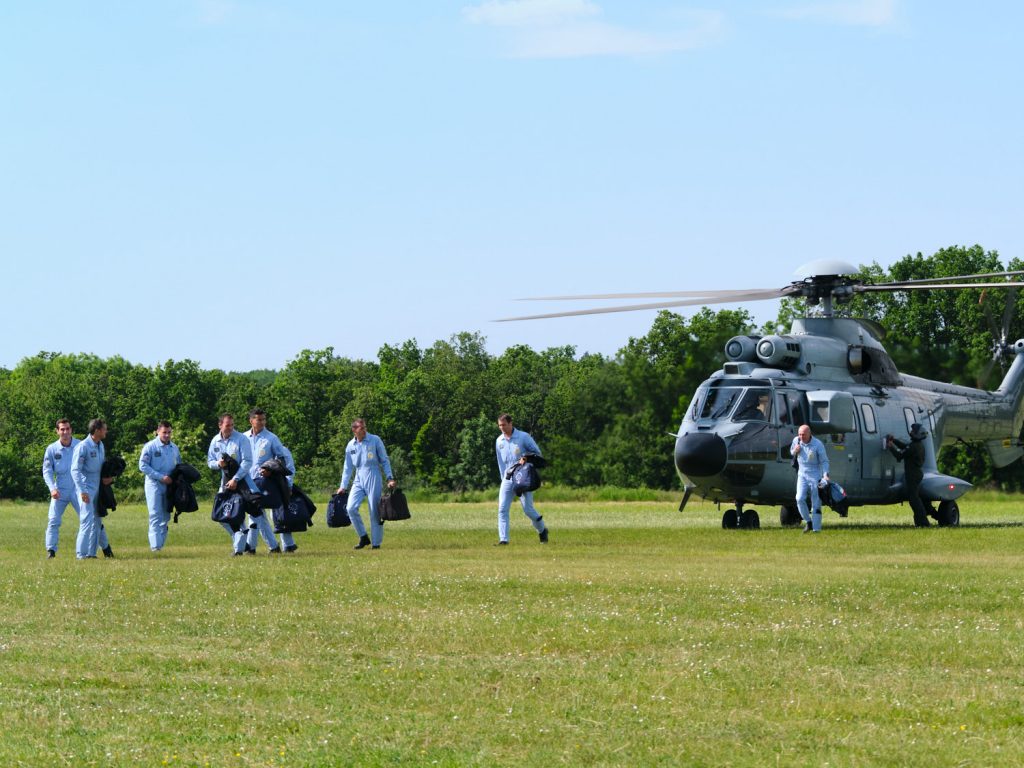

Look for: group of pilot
[41,411,549,557]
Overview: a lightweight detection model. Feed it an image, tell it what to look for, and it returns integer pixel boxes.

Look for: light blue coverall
[791,435,830,532]
[42,437,81,554]
[245,427,297,550]
[207,430,260,554]
[495,429,546,543]
[71,435,110,559]
[341,433,393,547]
[139,436,182,551]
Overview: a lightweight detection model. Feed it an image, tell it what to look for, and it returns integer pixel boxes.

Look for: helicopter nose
[675,432,728,478]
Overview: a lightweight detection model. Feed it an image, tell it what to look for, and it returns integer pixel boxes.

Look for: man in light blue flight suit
[42,418,80,558]
[71,418,114,559]
[207,413,262,555]
[337,418,395,550]
[790,423,830,533]
[245,408,297,553]
[495,413,549,545]
[139,420,183,552]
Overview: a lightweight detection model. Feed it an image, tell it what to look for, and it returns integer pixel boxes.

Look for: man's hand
[81,493,90,504]
[218,458,227,469]
[226,478,238,491]
[387,479,396,489]
[337,487,347,495]
[161,476,173,485]
[50,489,60,500]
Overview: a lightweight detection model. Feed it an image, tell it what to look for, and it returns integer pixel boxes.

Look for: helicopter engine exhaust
[674,432,728,478]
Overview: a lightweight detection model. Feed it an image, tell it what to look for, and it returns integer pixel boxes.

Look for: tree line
[2,246,1022,502]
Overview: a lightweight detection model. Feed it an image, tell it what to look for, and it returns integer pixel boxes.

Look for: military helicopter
[500,260,1024,528]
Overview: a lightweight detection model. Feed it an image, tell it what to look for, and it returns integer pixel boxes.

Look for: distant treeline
[2,246,1022,501]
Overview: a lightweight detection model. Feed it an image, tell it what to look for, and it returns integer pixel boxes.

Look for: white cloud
[463,0,600,27]
[775,0,897,27]
[463,2,725,59]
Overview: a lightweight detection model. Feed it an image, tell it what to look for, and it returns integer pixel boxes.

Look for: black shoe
[245,545,256,555]
[269,546,281,554]
[371,545,381,549]
[46,550,55,559]
[539,528,549,543]
[354,535,371,550]
[232,551,244,557]
[285,544,298,553]
[102,546,114,558]
[495,541,509,546]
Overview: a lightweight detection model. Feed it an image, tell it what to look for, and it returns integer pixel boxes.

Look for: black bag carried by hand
[327,490,351,528]
[211,491,246,532]
[511,463,541,497]
[379,488,411,521]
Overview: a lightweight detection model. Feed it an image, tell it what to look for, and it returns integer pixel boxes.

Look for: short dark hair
[157,420,172,430]
[87,418,106,435]
[55,418,71,429]
[351,418,366,429]
[497,413,513,424]
[249,408,266,419]
[218,413,234,425]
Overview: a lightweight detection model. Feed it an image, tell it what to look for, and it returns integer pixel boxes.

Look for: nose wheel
[722,507,760,529]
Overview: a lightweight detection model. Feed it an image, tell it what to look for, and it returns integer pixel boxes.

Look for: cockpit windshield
[691,384,773,421]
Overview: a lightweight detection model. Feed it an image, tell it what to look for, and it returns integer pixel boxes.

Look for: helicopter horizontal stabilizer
[984,439,1024,469]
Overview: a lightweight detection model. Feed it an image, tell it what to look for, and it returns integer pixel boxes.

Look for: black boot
[354,534,371,550]
[102,545,114,558]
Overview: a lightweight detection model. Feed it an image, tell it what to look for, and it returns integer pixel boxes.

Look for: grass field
[3,492,1024,767]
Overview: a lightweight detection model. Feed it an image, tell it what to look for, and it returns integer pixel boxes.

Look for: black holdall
[510,462,541,498]
[272,484,317,534]
[379,488,411,522]
[211,491,246,532]
[327,490,351,528]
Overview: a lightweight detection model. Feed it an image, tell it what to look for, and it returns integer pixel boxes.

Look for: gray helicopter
[501,260,1024,528]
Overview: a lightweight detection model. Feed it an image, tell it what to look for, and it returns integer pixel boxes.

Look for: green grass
[3,493,1024,767]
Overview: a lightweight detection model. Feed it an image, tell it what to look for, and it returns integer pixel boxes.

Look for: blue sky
[2,1,1021,371]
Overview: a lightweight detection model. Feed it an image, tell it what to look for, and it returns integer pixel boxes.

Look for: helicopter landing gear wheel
[779,505,802,527]
[722,509,739,529]
[740,510,760,529]
[936,500,960,527]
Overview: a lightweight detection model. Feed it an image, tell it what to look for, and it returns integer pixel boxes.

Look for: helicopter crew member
[245,408,298,553]
[790,424,830,533]
[887,423,930,527]
[495,413,549,545]
[42,418,81,558]
[71,418,115,559]
[207,413,262,555]
[138,420,183,552]
[337,418,396,550]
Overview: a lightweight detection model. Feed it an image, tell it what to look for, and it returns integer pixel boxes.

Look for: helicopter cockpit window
[860,402,877,434]
[697,386,744,419]
[733,388,772,422]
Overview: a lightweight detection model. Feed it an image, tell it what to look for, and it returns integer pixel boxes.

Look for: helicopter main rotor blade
[880,270,1024,286]
[999,285,1019,340]
[857,281,1024,293]
[495,289,791,322]
[517,288,769,301]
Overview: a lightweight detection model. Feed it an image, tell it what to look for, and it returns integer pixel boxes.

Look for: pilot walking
[791,424,830,533]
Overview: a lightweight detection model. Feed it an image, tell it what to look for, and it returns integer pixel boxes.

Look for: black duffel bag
[379,488,411,522]
[272,484,316,534]
[511,463,541,497]
[327,491,351,528]
[211,491,246,532]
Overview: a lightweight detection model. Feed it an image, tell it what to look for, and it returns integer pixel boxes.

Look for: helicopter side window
[786,392,807,426]
[775,393,790,424]
[860,403,877,434]
[903,408,916,435]
[733,388,772,422]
